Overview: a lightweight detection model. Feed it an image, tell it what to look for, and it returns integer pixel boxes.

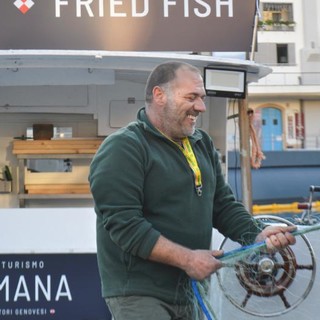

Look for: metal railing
[258,24,295,32]
[228,135,320,151]
[250,72,320,86]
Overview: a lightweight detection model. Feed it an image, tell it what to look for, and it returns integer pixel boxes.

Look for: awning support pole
[238,1,260,213]
[238,92,253,212]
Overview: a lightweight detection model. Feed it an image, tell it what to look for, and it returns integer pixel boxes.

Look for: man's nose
[194,97,206,112]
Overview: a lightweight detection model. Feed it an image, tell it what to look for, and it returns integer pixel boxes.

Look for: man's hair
[145,61,200,104]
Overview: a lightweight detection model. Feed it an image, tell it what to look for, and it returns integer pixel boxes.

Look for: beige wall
[227,97,320,150]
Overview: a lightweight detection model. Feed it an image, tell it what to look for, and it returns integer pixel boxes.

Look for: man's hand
[149,235,224,281]
[184,249,224,281]
[255,225,296,251]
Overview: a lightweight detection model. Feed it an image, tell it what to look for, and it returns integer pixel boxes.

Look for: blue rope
[191,279,213,320]
[219,240,266,261]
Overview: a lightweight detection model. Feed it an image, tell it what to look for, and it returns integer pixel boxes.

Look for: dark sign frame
[0,0,256,52]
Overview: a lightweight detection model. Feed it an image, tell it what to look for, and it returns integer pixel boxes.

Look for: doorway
[261,107,283,151]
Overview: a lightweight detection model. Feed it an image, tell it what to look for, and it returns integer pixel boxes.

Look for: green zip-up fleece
[89,107,263,304]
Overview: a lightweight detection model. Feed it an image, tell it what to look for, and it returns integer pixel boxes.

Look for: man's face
[161,68,206,141]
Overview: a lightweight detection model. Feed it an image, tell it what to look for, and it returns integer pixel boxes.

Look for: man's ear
[153,86,167,105]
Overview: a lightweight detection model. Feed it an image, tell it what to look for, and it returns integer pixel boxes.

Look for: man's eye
[186,95,206,103]
[187,96,196,101]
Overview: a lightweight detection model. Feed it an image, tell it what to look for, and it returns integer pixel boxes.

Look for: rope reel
[216,215,316,317]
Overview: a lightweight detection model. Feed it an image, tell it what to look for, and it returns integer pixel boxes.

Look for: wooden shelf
[13,138,103,155]
[18,194,92,200]
[16,154,94,159]
[25,183,91,194]
[12,138,103,207]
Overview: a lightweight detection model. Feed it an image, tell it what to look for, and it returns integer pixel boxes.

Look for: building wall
[245,0,320,151]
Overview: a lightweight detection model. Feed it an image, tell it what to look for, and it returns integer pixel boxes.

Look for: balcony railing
[228,135,320,151]
[250,72,320,86]
[258,20,296,32]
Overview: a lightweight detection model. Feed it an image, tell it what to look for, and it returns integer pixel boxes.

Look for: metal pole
[238,1,260,212]
[238,93,253,211]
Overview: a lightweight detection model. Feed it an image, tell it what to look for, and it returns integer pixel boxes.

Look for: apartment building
[234,0,320,151]
[226,0,320,203]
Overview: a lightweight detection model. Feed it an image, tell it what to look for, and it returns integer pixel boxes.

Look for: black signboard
[0,0,256,51]
[0,254,111,320]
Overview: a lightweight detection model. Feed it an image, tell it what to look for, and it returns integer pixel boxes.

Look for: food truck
[1,1,319,319]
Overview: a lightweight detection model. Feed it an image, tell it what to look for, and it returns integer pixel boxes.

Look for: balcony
[258,20,296,32]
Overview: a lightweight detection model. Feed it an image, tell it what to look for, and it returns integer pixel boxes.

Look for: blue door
[261,108,283,151]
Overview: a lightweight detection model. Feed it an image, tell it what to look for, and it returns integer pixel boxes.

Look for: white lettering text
[77,0,94,17]
[216,0,233,17]
[55,0,69,17]
[54,0,235,18]
[55,275,72,301]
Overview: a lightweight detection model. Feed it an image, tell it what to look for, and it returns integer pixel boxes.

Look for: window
[277,44,289,63]
[254,43,295,66]
[272,12,281,23]
[287,115,294,139]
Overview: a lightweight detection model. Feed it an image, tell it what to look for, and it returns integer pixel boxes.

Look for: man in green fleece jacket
[89,61,296,320]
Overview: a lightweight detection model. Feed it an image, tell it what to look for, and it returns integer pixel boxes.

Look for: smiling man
[89,61,296,320]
